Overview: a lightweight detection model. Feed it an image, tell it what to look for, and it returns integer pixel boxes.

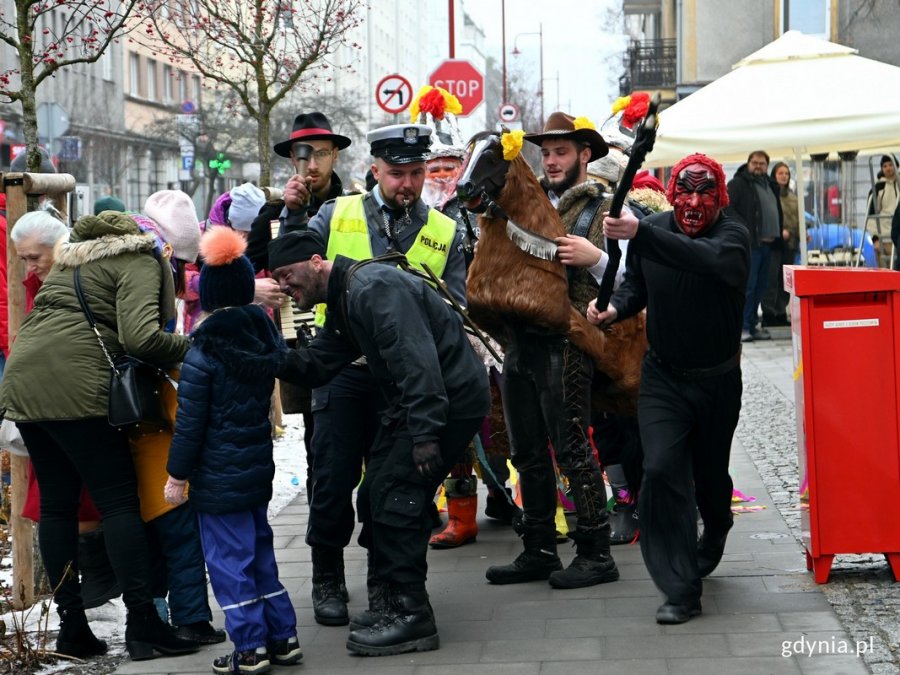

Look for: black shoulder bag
[73,267,168,429]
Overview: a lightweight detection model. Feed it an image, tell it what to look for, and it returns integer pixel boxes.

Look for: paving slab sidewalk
[115,339,872,675]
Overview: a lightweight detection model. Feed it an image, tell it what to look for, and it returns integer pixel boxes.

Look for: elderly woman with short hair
[10,207,69,310]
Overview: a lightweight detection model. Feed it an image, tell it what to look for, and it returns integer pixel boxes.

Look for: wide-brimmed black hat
[274,112,352,158]
[524,112,608,162]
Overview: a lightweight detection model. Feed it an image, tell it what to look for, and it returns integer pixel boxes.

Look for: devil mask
[666,153,729,238]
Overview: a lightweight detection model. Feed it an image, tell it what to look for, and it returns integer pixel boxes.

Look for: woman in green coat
[0,211,198,662]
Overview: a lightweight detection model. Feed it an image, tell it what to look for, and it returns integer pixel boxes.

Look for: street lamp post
[512,23,544,129]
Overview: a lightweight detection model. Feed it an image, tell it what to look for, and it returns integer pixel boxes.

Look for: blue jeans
[743,243,772,331]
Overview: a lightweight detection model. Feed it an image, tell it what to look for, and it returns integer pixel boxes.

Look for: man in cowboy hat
[484,112,623,590]
[246,111,352,273]
[298,123,467,630]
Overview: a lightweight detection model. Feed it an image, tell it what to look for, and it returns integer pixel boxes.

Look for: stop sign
[428,59,484,116]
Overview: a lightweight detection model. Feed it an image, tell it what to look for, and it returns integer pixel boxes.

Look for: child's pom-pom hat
[198,227,256,311]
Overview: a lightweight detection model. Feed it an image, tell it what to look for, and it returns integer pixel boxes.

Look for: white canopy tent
[644,31,900,262]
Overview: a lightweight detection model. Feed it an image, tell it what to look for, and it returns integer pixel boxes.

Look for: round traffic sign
[376,74,413,114]
[499,103,520,123]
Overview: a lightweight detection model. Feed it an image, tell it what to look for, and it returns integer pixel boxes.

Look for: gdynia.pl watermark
[782,635,874,658]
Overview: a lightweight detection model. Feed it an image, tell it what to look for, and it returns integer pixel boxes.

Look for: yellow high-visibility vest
[313,194,456,326]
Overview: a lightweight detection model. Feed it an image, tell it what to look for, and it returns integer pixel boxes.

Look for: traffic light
[208,152,231,175]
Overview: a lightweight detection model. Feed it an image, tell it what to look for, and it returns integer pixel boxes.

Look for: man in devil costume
[588,153,750,624]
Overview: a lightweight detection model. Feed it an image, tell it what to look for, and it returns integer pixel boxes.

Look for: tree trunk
[258,100,272,187]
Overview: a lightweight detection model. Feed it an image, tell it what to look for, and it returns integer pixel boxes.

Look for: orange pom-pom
[199,225,247,266]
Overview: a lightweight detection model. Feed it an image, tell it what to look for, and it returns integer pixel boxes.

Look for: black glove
[412,441,442,478]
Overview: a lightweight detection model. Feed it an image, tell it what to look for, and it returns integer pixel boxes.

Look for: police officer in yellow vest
[302,123,466,628]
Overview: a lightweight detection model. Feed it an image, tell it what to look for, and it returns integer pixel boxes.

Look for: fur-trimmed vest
[0,216,188,422]
[551,180,612,315]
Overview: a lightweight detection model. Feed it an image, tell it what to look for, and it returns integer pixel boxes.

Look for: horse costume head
[457,131,512,212]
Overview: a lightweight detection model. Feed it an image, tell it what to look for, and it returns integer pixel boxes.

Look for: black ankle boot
[697,524,732,577]
[125,603,200,660]
[79,529,121,609]
[548,528,619,589]
[57,608,108,658]
[346,585,439,656]
[349,576,390,631]
[311,547,349,626]
[485,526,562,584]
[608,501,640,545]
[484,488,521,525]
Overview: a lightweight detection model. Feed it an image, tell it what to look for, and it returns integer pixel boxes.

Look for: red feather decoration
[419,88,448,120]
[622,92,650,129]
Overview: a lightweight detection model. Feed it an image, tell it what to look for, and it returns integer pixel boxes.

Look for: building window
[782,0,830,38]
[146,58,157,100]
[179,70,188,104]
[101,48,113,81]
[163,64,173,103]
[129,53,140,96]
[192,74,202,107]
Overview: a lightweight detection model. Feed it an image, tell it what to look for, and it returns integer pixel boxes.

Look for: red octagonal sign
[428,59,484,117]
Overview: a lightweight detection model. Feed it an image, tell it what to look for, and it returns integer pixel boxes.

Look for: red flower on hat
[622,92,650,129]
[419,87,447,120]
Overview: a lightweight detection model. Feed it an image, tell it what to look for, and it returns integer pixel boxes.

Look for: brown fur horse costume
[458,132,647,416]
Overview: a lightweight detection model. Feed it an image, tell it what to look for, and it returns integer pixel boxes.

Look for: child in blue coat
[164,227,300,674]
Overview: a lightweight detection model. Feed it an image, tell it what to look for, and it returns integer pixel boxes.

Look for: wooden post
[3,171,76,609]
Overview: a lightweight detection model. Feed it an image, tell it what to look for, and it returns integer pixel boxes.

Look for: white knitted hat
[228,183,266,232]
[143,190,201,262]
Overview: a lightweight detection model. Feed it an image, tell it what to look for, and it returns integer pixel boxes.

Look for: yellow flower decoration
[611,95,631,114]
[442,90,463,115]
[501,129,526,161]
[409,85,434,122]
[573,116,596,131]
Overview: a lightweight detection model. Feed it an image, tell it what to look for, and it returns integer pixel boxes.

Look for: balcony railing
[619,38,677,94]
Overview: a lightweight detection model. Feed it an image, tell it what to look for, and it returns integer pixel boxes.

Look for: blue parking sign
[182,155,194,171]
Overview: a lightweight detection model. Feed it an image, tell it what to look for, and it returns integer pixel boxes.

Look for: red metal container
[784,265,900,583]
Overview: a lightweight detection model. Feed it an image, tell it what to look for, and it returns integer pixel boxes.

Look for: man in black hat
[483,112,623,590]
[246,111,352,273]
[269,230,488,656]
[297,123,467,629]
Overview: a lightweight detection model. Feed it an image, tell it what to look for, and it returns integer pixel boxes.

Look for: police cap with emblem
[367,124,433,165]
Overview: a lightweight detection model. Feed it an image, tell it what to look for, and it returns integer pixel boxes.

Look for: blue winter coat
[167,304,286,514]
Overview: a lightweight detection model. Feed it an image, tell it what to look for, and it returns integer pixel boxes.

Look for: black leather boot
[125,602,200,661]
[349,573,390,631]
[697,522,732,577]
[346,585,439,656]
[484,487,522,525]
[548,528,619,589]
[311,547,349,626]
[485,526,562,584]
[78,529,121,609]
[609,501,640,545]
[57,607,108,659]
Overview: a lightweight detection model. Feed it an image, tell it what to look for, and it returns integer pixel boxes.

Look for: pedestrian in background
[727,150,782,342]
[762,161,798,326]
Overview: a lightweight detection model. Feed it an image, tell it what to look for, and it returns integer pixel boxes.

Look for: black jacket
[167,305,286,514]
[278,256,490,443]
[726,164,783,249]
[247,173,346,273]
[611,210,750,370]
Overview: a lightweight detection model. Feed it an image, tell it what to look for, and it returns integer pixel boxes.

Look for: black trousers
[500,333,609,534]
[357,416,482,586]
[637,356,742,604]
[18,418,153,612]
[307,366,382,550]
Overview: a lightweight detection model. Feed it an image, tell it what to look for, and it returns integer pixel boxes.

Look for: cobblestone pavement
[739,337,900,674]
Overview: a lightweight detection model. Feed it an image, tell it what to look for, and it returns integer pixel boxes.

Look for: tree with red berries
[0,0,142,172]
[137,0,362,186]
